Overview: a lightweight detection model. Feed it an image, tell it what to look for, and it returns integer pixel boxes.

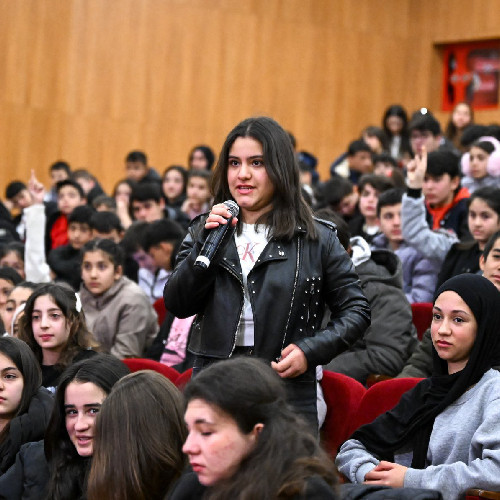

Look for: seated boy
[371,188,440,303]
[20,172,86,283]
[92,195,117,212]
[47,205,94,290]
[372,153,406,188]
[320,210,418,384]
[142,218,186,275]
[139,218,185,301]
[89,211,123,242]
[348,174,393,243]
[408,108,458,156]
[5,180,57,240]
[125,150,161,185]
[141,219,192,372]
[45,160,71,203]
[120,221,165,302]
[45,179,87,253]
[402,148,470,264]
[130,183,189,229]
[332,139,373,184]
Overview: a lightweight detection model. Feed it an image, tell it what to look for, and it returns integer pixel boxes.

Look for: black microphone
[194,200,239,270]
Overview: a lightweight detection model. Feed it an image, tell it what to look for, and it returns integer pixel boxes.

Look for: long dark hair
[211,116,317,240]
[18,283,98,369]
[351,274,500,469]
[382,104,409,138]
[184,357,338,499]
[382,104,412,159]
[0,336,42,443]
[162,165,188,202]
[44,354,130,500]
[87,371,187,500]
[189,145,215,170]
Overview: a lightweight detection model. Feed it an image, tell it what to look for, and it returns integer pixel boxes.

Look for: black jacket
[325,244,417,383]
[164,217,370,368]
[0,388,53,475]
[47,244,82,291]
[0,440,49,499]
[0,201,19,244]
[168,471,338,500]
[435,240,482,292]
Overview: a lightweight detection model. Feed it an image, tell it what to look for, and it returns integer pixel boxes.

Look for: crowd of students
[0,103,499,498]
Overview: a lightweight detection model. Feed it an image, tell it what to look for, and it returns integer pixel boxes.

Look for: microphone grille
[224,200,240,217]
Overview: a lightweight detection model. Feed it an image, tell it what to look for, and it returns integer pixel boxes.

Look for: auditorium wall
[0,0,499,191]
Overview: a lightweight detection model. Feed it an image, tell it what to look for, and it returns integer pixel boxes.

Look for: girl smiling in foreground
[0,354,129,498]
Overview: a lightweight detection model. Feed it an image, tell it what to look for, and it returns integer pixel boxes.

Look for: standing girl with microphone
[164,116,370,429]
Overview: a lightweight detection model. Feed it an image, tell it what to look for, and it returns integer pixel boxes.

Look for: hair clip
[75,292,82,313]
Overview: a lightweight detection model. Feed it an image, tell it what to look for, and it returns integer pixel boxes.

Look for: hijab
[350,274,500,468]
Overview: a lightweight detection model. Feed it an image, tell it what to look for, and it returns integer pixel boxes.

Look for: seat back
[320,370,366,458]
[175,367,193,390]
[122,358,179,384]
[411,302,433,340]
[153,298,167,326]
[349,377,423,435]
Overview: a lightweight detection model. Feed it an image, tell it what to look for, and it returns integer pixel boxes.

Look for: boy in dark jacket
[323,212,418,384]
[125,150,161,185]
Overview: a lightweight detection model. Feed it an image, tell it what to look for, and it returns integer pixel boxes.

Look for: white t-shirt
[234,223,269,346]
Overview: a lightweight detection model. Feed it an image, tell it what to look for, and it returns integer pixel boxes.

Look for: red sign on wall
[442,40,500,110]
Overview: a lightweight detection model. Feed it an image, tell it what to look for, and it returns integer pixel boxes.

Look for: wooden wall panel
[1,0,500,195]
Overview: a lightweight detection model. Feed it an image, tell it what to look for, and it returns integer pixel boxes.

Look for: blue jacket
[371,233,440,304]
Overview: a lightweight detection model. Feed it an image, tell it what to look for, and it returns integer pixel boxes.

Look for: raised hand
[406,146,427,190]
[28,169,46,205]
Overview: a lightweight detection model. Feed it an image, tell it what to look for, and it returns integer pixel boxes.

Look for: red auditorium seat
[349,377,423,434]
[320,370,366,459]
[175,367,193,390]
[411,302,433,341]
[122,358,179,384]
[153,297,167,326]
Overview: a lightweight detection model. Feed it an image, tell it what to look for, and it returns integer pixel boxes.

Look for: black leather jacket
[164,217,370,368]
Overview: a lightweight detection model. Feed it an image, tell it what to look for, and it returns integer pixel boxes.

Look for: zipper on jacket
[280,235,301,354]
[306,281,315,324]
[223,262,245,357]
